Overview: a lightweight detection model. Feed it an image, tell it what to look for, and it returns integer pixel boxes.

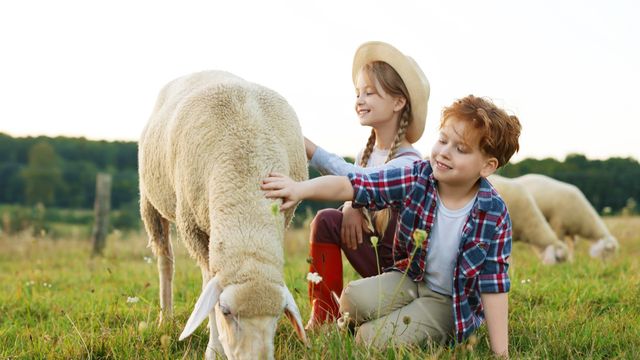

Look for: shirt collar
[426,162,495,213]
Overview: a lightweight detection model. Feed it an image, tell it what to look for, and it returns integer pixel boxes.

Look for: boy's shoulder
[477,177,508,216]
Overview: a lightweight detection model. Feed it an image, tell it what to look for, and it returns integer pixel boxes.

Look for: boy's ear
[393,96,407,112]
[480,157,499,178]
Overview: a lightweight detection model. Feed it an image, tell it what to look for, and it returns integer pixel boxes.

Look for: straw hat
[352,41,429,143]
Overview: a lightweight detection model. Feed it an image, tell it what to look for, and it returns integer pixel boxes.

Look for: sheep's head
[541,243,570,265]
[589,236,620,260]
[179,275,308,360]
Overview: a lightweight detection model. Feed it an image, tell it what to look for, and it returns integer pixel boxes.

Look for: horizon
[1,130,637,164]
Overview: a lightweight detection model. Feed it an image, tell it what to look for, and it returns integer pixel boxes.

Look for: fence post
[91,173,112,256]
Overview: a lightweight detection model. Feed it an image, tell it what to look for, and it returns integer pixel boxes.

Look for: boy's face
[430,116,498,186]
[354,69,406,128]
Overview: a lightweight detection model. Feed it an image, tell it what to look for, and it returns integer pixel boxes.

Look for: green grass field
[1,216,639,359]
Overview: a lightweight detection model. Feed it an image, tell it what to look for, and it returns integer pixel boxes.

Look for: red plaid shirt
[348,160,512,343]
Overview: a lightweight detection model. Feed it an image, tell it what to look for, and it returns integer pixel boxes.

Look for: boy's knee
[338,279,373,323]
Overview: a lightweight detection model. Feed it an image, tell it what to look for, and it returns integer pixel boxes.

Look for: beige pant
[338,271,454,348]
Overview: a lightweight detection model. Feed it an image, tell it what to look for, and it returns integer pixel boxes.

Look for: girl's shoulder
[395,146,422,159]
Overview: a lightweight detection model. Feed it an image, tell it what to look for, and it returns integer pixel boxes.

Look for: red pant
[309,208,397,277]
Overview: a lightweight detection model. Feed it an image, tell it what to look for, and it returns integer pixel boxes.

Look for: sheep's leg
[140,195,174,325]
[174,209,222,357]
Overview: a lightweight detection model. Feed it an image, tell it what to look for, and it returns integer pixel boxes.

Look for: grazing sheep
[488,175,569,264]
[513,174,619,259]
[139,70,309,360]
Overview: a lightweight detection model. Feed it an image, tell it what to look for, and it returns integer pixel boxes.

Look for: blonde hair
[441,95,521,168]
[357,61,413,235]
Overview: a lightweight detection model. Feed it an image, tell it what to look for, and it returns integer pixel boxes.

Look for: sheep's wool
[139,70,307,320]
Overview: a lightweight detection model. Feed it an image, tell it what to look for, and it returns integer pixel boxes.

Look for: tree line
[0,133,637,225]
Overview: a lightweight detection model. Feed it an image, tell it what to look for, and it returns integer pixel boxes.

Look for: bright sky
[1,0,638,162]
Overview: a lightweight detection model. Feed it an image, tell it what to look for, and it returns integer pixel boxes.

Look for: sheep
[138,70,309,360]
[513,174,620,260]
[488,175,569,264]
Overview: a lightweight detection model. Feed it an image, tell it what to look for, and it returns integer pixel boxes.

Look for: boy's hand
[261,172,303,211]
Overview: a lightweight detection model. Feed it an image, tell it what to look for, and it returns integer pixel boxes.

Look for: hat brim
[352,41,429,144]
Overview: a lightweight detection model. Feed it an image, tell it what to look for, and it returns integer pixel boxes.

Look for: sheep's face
[180,276,307,360]
[214,283,280,360]
[589,236,620,259]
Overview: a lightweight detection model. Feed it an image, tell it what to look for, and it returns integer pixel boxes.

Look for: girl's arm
[304,137,317,161]
[480,292,509,358]
[310,145,421,176]
[262,173,353,211]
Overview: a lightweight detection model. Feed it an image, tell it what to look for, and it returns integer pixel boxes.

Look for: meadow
[1,216,639,359]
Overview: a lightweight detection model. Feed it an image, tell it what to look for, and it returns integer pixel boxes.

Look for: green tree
[21,141,62,205]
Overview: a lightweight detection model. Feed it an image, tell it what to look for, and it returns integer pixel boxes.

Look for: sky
[1,0,638,162]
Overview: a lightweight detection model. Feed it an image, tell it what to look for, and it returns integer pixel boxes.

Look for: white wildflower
[306,272,323,284]
[143,256,153,264]
[127,296,140,304]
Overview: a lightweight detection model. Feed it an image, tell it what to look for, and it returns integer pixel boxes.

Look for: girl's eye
[457,147,467,153]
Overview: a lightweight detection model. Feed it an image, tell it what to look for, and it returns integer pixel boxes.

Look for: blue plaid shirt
[348,160,512,343]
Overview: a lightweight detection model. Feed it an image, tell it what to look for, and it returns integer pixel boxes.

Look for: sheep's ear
[179,275,222,341]
[281,285,309,347]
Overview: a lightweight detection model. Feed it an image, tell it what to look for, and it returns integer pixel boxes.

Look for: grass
[1,216,639,359]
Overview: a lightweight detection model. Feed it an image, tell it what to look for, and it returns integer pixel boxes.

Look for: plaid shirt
[348,160,512,343]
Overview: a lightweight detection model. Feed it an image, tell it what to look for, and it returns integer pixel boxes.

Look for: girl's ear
[393,97,407,112]
[480,157,499,178]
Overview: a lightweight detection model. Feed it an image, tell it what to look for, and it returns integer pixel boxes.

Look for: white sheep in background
[488,175,569,264]
[513,173,619,259]
[139,70,309,360]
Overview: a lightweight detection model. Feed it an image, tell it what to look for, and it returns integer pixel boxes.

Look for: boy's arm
[481,292,509,358]
[262,173,353,211]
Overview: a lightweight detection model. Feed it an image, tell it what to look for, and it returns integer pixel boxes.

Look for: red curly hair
[441,95,521,168]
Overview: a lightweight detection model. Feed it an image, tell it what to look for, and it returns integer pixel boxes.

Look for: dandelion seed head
[160,334,171,348]
[127,296,140,304]
[138,321,148,332]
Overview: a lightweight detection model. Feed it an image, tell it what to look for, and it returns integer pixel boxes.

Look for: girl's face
[354,70,405,128]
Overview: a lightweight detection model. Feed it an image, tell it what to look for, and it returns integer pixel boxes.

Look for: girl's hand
[341,202,371,250]
[261,172,302,211]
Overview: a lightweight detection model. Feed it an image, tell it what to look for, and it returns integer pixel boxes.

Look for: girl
[303,41,430,329]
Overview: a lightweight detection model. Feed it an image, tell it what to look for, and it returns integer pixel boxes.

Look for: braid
[385,107,411,163]
[374,107,412,237]
[359,129,377,167]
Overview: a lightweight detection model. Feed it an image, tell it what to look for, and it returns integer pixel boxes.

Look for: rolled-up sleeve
[348,162,420,211]
[478,211,512,293]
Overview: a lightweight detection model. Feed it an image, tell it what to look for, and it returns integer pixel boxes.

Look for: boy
[262,95,521,357]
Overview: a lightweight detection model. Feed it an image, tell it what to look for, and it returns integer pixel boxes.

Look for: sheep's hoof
[157,311,173,327]
[206,341,225,360]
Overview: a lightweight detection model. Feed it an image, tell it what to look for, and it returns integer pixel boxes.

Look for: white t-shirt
[425,196,477,295]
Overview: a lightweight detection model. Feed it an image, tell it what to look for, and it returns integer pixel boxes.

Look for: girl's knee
[309,209,342,243]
